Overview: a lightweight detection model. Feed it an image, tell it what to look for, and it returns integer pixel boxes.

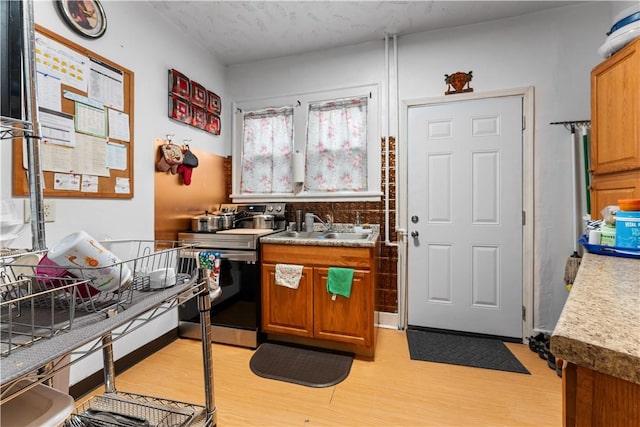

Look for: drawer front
[262,244,372,268]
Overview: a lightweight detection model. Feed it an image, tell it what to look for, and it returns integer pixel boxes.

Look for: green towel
[327,267,354,298]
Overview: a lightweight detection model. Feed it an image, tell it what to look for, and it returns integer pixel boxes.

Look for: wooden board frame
[12,25,134,199]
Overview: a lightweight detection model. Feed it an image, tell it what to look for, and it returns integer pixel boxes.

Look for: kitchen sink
[275,230,370,240]
[321,232,370,240]
[280,231,325,238]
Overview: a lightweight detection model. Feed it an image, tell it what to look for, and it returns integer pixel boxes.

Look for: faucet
[310,213,333,232]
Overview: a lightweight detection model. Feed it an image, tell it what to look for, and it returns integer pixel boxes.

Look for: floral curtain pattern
[305,97,368,191]
[240,107,294,193]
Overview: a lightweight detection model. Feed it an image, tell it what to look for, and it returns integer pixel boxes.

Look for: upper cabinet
[590,38,640,218]
[590,38,640,174]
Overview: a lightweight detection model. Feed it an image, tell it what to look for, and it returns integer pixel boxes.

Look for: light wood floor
[82,328,562,426]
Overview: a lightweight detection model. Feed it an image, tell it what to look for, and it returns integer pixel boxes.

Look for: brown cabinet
[590,170,640,217]
[563,362,640,427]
[590,38,640,218]
[261,243,376,356]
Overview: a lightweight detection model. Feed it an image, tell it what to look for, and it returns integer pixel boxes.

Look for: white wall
[398,4,611,333]
[226,2,615,334]
[0,0,227,385]
[2,0,227,249]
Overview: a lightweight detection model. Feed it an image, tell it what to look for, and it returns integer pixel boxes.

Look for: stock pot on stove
[234,213,275,229]
[191,211,236,232]
[191,211,220,232]
[214,210,235,229]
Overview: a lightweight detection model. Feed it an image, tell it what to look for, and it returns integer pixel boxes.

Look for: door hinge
[522,115,526,131]
[522,211,526,226]
[522,305,526,321]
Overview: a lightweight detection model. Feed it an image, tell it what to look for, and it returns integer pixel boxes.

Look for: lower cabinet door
[313,268,373,347]
[590,170,640,219]
[261,264,313,337]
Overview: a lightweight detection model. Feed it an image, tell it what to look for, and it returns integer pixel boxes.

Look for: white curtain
[305,97,368,191]
[240,107,294,193]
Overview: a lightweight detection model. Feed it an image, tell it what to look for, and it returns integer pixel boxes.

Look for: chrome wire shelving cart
[1,240,216,427]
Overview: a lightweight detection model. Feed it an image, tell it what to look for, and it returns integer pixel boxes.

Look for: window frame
[231,84,381,203]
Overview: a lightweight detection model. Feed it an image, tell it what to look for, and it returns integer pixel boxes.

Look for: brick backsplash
[224,137,398,314]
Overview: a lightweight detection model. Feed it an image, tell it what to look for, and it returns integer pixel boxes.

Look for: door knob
[411,230,419,238]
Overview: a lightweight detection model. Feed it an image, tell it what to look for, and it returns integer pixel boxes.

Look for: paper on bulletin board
[39,108,75,147]
[108,109,130,142]
[40,142,73,173]
[53,173,81,191]
[81,175,99,193]
[106,142,127,171]
[115,177,130,194]
[72,134,109,176]
[37,134,109,177]
[34,32,88,92]
[63,90,104,109]
[89,57,124,111]
[36,71,62,111]
[75,102,107,138]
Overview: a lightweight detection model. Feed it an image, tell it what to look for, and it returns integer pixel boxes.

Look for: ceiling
[147,1,579,66]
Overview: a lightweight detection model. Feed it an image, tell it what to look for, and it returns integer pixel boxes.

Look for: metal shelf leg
[198,270,216,426]
[102,333,116,393]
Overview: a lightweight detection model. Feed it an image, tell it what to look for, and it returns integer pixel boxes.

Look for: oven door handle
[182,248,258,263]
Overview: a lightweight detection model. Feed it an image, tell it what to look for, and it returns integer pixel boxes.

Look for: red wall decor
[169,69,190,98]
[169,94,191,124]
[192,105,207,130]
[168,69,221,135]
[207,90,221,115]
[206,113,220,135]
[190,81,207,107]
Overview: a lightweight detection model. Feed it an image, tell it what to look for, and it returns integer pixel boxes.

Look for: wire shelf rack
[0,240,197,358]
[1,241,215,426]
[65,391,206,427]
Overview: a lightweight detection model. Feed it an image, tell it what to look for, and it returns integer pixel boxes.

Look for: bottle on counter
[305,212,314,232]
[296,209,303,232]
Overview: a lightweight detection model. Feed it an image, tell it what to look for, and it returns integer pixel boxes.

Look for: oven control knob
[267,206,273,212]
[275,206,282,212]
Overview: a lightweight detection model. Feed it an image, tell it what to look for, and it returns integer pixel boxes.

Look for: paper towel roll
[293,152,305,183]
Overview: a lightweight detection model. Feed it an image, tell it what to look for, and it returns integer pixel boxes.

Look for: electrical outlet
[24,200,56,223]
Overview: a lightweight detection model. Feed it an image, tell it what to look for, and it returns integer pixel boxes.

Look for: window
[240,107,294,194]
[306,97,368,192]
[232,84,380,202]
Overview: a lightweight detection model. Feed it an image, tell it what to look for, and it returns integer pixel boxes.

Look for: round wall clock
[55,0,107,39]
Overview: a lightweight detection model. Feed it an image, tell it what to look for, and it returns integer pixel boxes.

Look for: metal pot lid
[253,214,274,219]
[194,211,216,219]
[213,210,235,217]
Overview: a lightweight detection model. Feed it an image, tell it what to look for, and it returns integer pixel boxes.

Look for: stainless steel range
[177,203,286,348]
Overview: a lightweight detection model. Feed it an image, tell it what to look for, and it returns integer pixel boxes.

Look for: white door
[407,96,523,338]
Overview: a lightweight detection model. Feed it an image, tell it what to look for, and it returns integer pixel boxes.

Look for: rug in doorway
[249,342,354,387]
[406,328,530,374]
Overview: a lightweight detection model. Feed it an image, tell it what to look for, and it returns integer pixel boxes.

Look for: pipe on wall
[383,34,408,330]
[383,34,398,249]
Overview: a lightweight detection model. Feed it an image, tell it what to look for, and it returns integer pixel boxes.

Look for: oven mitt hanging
[156,143,184,174]
[177,164,193,185]
[182,145,199,168]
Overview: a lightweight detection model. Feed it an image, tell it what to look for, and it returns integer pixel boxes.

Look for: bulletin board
[12,25,134,199]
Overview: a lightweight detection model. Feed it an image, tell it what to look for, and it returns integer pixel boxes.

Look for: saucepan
[191,212,221,232]
[213,211,235,229]
[235,214,275,229]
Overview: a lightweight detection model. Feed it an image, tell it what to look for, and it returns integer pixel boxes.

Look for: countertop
[550,252,640,385]
[260,224,380,247]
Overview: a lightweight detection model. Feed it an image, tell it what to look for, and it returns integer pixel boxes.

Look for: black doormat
[406,328,530,374]
[249,342,354,387]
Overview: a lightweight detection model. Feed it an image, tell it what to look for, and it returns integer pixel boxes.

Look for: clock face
[56,0,107,39]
